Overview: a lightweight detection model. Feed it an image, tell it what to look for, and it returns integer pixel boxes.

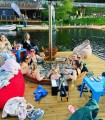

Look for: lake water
[8,28,105,60]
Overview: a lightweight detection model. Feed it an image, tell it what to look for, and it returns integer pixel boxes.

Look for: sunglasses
[77,57,81,59]
[30,50,35,52]
[26,57,30,59]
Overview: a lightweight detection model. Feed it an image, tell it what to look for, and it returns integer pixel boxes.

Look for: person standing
[22,14,27,27]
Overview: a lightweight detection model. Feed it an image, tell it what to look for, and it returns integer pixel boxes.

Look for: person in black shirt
[21,33,39,53]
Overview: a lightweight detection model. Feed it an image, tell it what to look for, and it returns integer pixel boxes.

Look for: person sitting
[64,60,81,87]
[47,65,61,80]
[20,54,30,74]
[77,54,88,73]
[27,62,45,81]
[21,33,39,53]
[63,53,78,75]
[29,47,45,65]
[0,33,16,61]
[66,53,78,68]
[0,33,12,51]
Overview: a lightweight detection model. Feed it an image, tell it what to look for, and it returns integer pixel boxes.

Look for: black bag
[60,84,66,97]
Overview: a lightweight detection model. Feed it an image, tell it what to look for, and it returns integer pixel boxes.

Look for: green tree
[55,0,74,20]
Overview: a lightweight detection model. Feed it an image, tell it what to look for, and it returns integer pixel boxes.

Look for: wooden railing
[0,14,42,24]
[73,2,105,7]
[0,1,42,9]
[0,15,22,20]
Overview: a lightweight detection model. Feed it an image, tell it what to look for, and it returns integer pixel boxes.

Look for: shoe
[28,108,44,120]
[77,87,88,92]
[77,84,87,89]
[82,88,88,92]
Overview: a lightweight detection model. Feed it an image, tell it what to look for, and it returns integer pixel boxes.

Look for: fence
[0,1,42,9]
[73,2,105,7]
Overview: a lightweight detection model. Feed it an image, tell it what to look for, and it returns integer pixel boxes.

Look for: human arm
[6,41,12,50]
[35,70,45,81]
[47,69,53,78]
[36,54,45,60]
[21,62,28,69]
[68,70,77,80]
[63,68,72,75]
[20,62,29,74]
[63,68,69,75]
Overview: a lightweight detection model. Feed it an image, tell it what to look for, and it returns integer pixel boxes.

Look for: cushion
[0,70,25,109]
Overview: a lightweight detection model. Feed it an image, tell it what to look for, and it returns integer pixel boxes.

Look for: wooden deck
[0,19,42,24]
[0,52,105,120]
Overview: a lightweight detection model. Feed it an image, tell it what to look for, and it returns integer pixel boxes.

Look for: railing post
[49,1,52,59]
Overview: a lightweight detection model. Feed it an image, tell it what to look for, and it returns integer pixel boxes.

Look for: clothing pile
[0,59,20,88]
[2,97,44,120]
[0,50,16,61]
[1,58,20,72]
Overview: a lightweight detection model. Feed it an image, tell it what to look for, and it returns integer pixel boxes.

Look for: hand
[40,53,45,57]
[63,68,67,72]
[5,43,8,46]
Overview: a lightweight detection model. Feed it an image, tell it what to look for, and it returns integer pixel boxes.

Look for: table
[11,48,27,63]
[80,77,105,103]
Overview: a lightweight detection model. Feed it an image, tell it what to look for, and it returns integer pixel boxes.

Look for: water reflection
[0,31,17,37]
[8,28,105,60]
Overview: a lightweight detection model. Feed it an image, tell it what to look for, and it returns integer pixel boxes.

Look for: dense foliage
[41,0,105,25]
[55,0,74,20]
[72,6,105,16]
[41,0,74,21]
[74,0,105,3]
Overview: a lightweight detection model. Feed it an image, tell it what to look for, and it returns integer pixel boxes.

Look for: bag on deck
[33,85,48,101]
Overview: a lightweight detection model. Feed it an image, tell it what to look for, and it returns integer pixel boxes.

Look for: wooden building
[0,0,45,24]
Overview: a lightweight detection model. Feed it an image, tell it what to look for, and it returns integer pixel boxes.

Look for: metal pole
[49,2,52,59]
